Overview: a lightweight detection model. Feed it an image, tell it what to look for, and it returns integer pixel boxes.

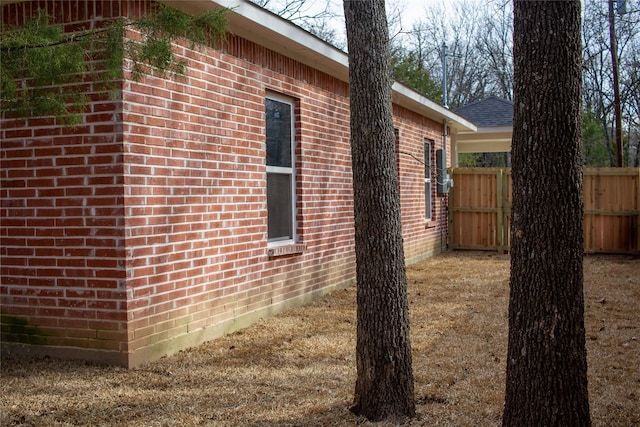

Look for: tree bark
[343,0,415,422]
[503,1,591,426]
[608,0,624,167]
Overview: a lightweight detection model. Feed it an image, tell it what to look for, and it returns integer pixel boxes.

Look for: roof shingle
[454,96,513,127]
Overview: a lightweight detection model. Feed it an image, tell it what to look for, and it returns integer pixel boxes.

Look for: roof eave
[164,0,350,81]
[170,1,476,131]
[392,83,477,132]
[458,125,512,136]
[3,0,476,130]
[456,125,513,153]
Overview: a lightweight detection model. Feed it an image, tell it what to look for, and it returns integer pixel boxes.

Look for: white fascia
[164,0,349,81]
[164,0,476,133]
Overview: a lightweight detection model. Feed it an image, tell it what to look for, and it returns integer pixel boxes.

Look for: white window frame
[424,140,433,221]
[265,93,296,246]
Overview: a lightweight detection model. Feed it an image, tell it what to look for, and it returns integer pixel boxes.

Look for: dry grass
[1,251,638,426]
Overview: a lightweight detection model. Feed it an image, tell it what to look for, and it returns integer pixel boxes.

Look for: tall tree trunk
[343,0,415,422]
[503,1,591,426]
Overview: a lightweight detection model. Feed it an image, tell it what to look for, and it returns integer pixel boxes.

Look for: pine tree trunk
[503,1,591,426]
[343,0,415,422]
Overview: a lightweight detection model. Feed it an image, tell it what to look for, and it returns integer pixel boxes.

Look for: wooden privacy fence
[448,167,640,254]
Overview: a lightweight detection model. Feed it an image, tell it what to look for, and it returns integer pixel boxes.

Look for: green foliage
[1,10,89,125]
[457,153,481,167]
[582,109,610,166]
[129,4,228,80]
[458,152,510,167]
[1,4,228,124]
[391,48,442,101]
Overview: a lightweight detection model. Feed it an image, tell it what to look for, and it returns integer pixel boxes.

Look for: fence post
[637,168,640,252]
[497,168,504,253]
[448,168,455,251]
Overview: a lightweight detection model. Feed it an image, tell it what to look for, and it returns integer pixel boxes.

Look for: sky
[308,0,448,46]
[337,0,458,41]
[395,0,438,27]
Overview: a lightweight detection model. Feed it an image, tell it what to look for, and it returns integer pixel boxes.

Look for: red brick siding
[1,0,449,365]
[1,0,153,26]
[1,0,130,353]
[393,106,448,262]
[120,30,357,356]
[0,101,127,350]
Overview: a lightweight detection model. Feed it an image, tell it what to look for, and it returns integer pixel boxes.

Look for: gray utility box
[436,149,453,194]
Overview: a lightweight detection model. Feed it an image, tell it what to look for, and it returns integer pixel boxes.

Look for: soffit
[456,126,513,153]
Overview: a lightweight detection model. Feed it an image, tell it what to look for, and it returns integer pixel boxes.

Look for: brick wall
[1,0,449,367]
[394,106,448,263]
[120,30,359,365]
[1,0,134,364]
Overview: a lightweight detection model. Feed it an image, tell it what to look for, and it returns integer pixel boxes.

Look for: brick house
[0,0,476,367]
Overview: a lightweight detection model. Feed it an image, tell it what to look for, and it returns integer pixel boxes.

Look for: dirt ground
[1,251,638,426]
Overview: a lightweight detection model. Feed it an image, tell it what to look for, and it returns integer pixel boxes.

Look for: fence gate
[448,167,640,254]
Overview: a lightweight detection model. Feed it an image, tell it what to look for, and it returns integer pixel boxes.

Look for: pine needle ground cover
[1,252,638,426]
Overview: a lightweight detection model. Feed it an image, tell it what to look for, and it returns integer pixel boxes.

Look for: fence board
[583,168,639,253]
[449,168,501,251]
[449,167,639,254]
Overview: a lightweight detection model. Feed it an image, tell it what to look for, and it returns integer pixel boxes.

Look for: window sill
[267,243,306,258]
[425,221,437,229]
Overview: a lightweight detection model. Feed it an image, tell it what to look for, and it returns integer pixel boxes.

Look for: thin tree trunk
[608,0,624,167]
[343,0,415,422]
[503,1,591,426]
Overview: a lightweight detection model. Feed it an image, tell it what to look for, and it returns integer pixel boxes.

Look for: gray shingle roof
[453,96,513,127]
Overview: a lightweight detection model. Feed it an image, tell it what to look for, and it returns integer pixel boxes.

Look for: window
[266,94,296,244]
[394,128,400,172]
[424,140,433,221]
